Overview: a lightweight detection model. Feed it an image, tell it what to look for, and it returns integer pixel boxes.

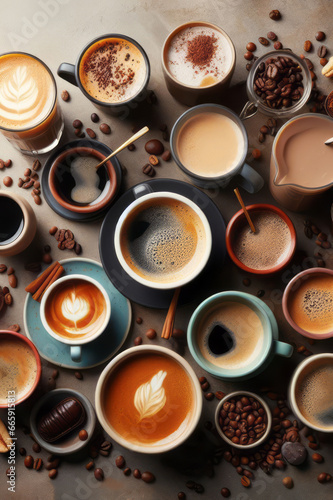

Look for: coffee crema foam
[197,301,264,370]
[288,274,333,334]
[104,354,194,446]
[167,26,233,87]
[0,338,38,405]
[296,359,333,430]
[0,54,55,130]
[120,198,206,284]
[45,279,107,340]
[233,211,292,270]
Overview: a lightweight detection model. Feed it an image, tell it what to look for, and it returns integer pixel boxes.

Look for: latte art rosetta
[134,370,167,421]
[45,279,107,340]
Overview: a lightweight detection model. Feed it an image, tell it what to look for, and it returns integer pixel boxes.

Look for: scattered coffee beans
[145,139,164,155]
[79,430,88,441]
[99,123,111,134]
[61,90,69,101]
[91,113,99,123]
[282,476,294,489]
[315,31,325,41]
[94,468,104,481]
[269,9,281,20]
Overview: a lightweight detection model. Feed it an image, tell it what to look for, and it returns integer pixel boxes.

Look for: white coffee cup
[114,185,212,289]
[40,274,111,362]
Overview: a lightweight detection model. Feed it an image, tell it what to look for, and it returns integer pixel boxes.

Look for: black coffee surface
[0,197,24,245]
[208,324,234,355]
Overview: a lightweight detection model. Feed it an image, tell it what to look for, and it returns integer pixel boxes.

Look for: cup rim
[0,330,42,408]
[288,353,333,432]
[48,146,118,213]
[0,51,57,133]
[75,33,150,107]
[225,203,297,275]
[0,192,34,252]
[40,274,111,345]
[161,20,236,90]
[215,390,272,449]
[187,291,273,379]
[95,344,203,454]
[114,191,212,289]
[282,267,333,339]
[170,104,248,183]
[246,49,312,118]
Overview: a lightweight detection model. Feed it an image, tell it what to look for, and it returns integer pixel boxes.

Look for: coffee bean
[246,63,253,71]
[94,468,104,481]
[4,293,12,306]
[304,40,312,52]
[215,391,225,400]
[3,176,12,187]
[244,52,254,61]
[205,392,215,401]
[48,469,58,479]
[33,458,43,471]
[257,289,265,298]
[281,442,307,465]
[312,453,324,463]
[172,328,185,338]
[133,469,141,479]
[74,371,83,380]
[74,243,82,255]
[74,128,84,137]
[317,45,327,58]
[134,336,142,346]
[136,317,143,324]
[127,143,135,151]
[4,159,12,168]
[241,476,251,487]
[146,328,157,339]
[258,37,269,46]
[149,155,159,166]
[269,9,281,20]
[251,149,261,159]
[61,90,69,101]
[91,113,99,123]
[123,467,131,476]
[282,477,293,489]
[142,163,155,177]
[33,195,42,205]
[246,42,256,52]
[32,443,41,453]
[308,442,319,450]
[86,128,96,139]
[49,226,58,235]
[178,493,186,500]
[115,455,125,468]
[161,150,171,161]
[42,254,52,264]
[260,125,269,134]
[0,264,7,273]
[221,488,231,498]
[317,473,331,483]
[32,159,41,171]
[274,41,282,50]
[79,430,88,441]
[73,119,82,129]
[24,456,34,469]
[316,31,325,41]
[100,440,112,452]
[141,471,155,483]
[258,132,265,143]
[201,381,209,391]
[19,447,26,456]
[305,57,314,70]
[99,123,111,134]
[8,324,20,332]
[8,274,17,288]
[85,461,94,470]
[267,32,277,41]
[145,139,164,155]
[320,58,328,66]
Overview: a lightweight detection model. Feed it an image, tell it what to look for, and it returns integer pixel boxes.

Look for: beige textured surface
[0,1,332,499]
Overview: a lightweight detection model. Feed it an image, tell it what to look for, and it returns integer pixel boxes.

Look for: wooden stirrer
[234,188,256,233]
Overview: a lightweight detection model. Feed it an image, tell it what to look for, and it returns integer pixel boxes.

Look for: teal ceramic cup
[187,291,293,381]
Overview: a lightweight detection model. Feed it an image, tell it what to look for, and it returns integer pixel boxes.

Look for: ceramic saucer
[99,179,226,309]
[23,257,131,369]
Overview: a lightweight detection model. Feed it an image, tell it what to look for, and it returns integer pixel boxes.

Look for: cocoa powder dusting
[186,34,217,67]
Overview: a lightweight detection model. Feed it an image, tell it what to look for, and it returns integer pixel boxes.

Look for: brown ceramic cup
[48,146,118,214]
[226,203,296,275]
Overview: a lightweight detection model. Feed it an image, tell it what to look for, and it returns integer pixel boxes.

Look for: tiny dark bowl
[49,146,118,214]
[30,388,96,455]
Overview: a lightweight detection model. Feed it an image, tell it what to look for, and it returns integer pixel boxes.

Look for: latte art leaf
[0,66,38,120]
[61,292,90,327]
[134,370,167,421]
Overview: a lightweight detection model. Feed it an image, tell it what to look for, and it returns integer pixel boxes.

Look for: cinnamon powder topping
[186,34,218,67]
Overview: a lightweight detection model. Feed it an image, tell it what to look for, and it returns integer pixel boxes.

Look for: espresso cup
[0,330,42,408]
[114,184,212,290]
[170,104,264,192]
[282,268,333,339]
[0,192,37,257]
[58,34,150,116]
[226,204,296,275]
[289,353,333,433]
[40,274,111,362]
[187,291,293,381]
[95,345,202,453]
[162,21,236,107]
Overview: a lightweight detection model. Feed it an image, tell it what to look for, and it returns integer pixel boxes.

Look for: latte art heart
[45,278,108,340]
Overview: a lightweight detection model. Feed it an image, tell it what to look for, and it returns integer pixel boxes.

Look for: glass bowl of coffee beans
[215,391,272,449]
[240,50,312,120]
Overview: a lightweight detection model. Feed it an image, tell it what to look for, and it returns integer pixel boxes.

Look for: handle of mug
[273,340,294,358]
[133,183,154,199]
[237,163,264,193]
[57,63,77,87]
[70,345,82,362]
[239,101,258,121]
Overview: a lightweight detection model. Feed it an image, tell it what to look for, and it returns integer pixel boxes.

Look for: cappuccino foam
[120,198,206,284]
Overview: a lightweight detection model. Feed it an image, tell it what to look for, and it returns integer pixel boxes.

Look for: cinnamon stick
[25,261,59,294]
[32,263,62,302]
[161,288,181,340]
[37,265,64,303]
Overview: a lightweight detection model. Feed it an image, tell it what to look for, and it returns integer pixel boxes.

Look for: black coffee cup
[58,34,150,117]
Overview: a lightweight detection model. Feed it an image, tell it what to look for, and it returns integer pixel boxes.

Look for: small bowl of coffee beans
[215,391,272,449]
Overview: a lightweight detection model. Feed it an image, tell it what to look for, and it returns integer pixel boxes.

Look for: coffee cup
[114,184,212,290]
[0,192,37,257]
[0,330,41,408]
[282,268,333,339]
[162,21,235,107]
[95,345,202,453]
[226,203,296,275]
[289,353,333,433]
[0,52,64,155]
[187,291,293,381]
[58,34,150,116]
[48,144,119,214]
[170,104,264,192]
[40,274,111,362]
